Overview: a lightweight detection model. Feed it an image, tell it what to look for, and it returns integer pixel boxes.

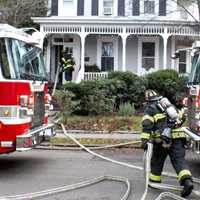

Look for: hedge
[54,70,188,116]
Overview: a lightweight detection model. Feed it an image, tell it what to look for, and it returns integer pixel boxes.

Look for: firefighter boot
[181,178,194,197]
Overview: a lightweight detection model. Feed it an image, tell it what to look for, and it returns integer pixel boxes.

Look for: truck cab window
[6,38,47,81]
[0,39,11,79]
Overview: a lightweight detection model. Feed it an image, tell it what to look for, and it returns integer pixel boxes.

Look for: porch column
[171,35,176,70]
[161,28,170,69]
[46,37,51,75]
[77,33,86,83]
[121,35,128,72]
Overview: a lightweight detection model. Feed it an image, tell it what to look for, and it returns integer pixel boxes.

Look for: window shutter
[92,0,99,16]
[77,0,84,16]
[159,0,166,16]
[132,0,140,16]
[118,0,125,16]
[51,0,58,16]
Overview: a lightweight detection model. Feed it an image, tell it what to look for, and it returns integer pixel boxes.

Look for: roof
[0,23,27,37]
[0,23,41,48]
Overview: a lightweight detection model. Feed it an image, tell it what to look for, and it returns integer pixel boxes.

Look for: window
[144,0,155,14]
[142,42,155,70]
[103,0,114,15]
[101,42,114,71]
[6,39,47,80]
[0,38,11,79]
[103,0,113,7]
[179,51,186,73]
[189,54,200,84]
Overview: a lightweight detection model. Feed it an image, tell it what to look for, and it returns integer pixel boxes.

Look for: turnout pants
[150,139,192,185]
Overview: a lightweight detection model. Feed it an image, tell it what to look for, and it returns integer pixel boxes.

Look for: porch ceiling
[32,17,200,37]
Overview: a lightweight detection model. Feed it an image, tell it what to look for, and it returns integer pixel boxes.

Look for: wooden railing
[84,72,108,81]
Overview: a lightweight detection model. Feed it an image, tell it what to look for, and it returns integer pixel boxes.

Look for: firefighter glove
[141,139,149,151]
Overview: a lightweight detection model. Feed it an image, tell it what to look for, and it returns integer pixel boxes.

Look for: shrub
[62,80,116,115]
[108,71,146,108]
[54,90,80,119]
[81,89,115,115]
[118,102,135,116]
[146,69,188,105]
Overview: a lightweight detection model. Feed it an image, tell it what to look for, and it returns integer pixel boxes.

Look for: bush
[146,69,188,105]
[62,80,116,115]
[54,90,80,119]
[108,71,146,108]
[118,102,135,116]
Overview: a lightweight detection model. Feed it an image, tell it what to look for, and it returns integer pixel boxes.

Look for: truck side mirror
[171,51,180,59]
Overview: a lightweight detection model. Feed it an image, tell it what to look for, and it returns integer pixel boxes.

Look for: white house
[32,0,200,83]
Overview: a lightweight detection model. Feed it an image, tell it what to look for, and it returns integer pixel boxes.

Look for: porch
[33,17,200,82]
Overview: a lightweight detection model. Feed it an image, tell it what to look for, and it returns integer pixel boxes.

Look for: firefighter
[141,89,194,197]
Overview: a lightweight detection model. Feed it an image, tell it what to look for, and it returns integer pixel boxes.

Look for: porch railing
[84,72,108,81]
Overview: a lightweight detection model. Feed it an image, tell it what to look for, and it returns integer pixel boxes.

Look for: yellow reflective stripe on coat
[149,173,161,182]
[178,109,184,119]
[153,113,166,122]
[142,115,154,123]
[141,132,151,140]
[171,129,186,139]
[178,170,192,181]
[152,132,160,138]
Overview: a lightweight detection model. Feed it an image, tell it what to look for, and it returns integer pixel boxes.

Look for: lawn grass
[50,137,140,146]
[59,115,142,132]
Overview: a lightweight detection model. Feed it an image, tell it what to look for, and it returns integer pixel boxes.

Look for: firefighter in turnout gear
[141,89,194,197]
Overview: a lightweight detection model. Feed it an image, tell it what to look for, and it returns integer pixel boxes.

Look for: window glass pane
[179,51,186,73]
[142,42,155,57]
[103,0,113,7]
[102,42,113,57]
[64,0,73,5]
[189,54,198,83]
[179,63,186,73]
[190,54,200,84]
[179,51,186,62]
[0,38,11,79]
[144,0,155,14]
[7,39,47,80]
[142,42,155,70]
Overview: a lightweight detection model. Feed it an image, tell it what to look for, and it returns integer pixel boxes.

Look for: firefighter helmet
[145,89,162,102]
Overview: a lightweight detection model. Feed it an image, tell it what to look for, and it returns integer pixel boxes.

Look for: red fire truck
[173,41,200,154]
[0,24,54,154]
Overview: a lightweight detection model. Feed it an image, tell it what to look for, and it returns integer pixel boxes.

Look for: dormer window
[144,0,155,14]
[103,0,114,16]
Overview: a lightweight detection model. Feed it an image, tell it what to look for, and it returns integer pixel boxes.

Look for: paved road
[0,148,199,200]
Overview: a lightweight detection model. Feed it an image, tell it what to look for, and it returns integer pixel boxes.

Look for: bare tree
[0,0,48,27]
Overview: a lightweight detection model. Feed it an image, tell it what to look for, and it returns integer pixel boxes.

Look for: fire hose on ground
[0,122,200,200]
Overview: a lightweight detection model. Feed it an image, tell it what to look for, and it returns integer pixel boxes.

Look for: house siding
[126,37,138,74]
